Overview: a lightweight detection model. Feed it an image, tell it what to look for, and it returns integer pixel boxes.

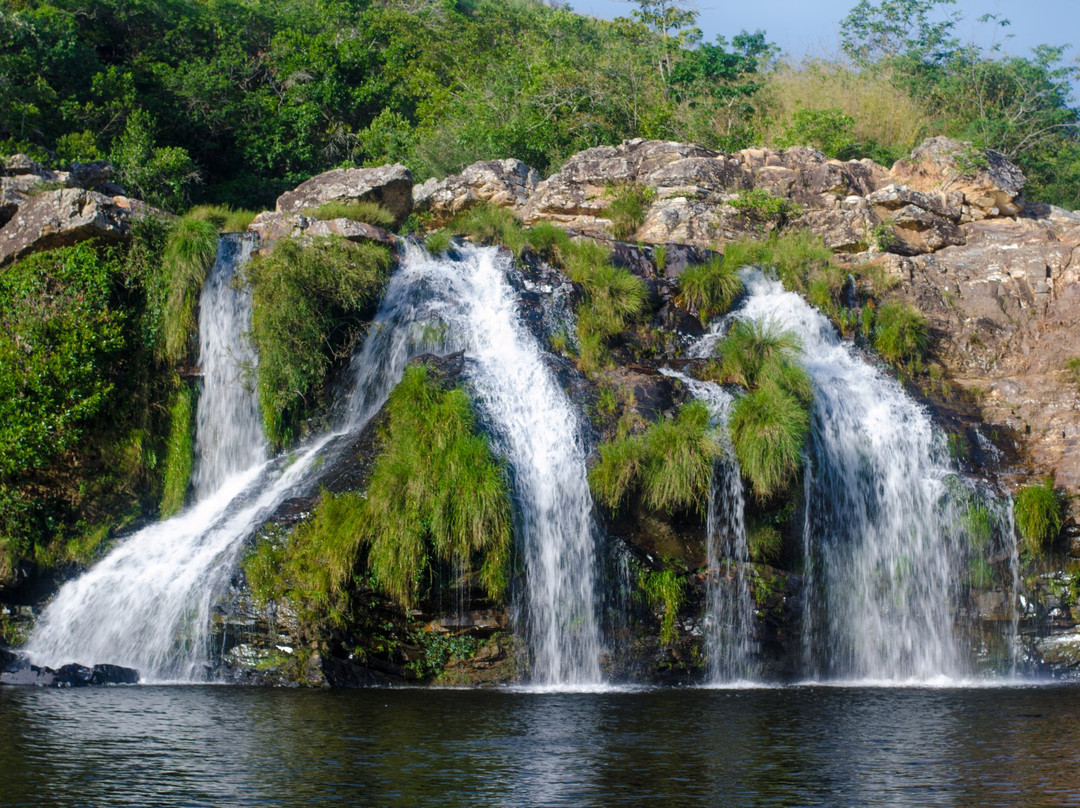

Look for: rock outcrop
[0,188,154,266]
[414,158,540,224]
[274,163,413,223]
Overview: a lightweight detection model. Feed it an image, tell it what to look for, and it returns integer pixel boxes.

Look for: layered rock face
[411,136,1080,534]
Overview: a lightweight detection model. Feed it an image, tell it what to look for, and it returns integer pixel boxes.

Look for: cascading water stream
[394,243,602,687]
[660,370,756,683]
[27,239,601,686]
[733,270,966,681]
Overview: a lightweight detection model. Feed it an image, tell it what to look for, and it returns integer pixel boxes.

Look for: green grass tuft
[247,236,391,449]
[159,381,195,518]
[678,255,744,321]
[605,183,655,241]
[1066,357,1080,387]
[1015,477,1064,554]
[873,302,929,369]
[423,228,453,254]
[589,401,721,516]
[526,221,573,263]
[361,364,513,608]
[639,567,685,646]
[748,524,783,565]
[186,204,257,233]
[448,203,527,255]
[161,216,219,363]
[302,200,396,228]
[720,230,834,293]
[730,383,810,501]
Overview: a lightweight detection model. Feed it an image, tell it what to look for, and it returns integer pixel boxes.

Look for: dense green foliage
[873,301,930,369]
[0,230,177,581]
[159,382,195,519]
[1,0,1076,210]
[246,236,391,448]
[361,364,512,609]
[247,364,513,619]
[1015,478,1064,554]
[714,320,813,500]
[161,216,219,363]
[590,401,721,515]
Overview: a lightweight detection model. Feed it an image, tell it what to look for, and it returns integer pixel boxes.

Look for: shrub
[677,255,744,320]
[247,236,391,448]
[605,183,655,241]
[161,216,219,363]
[639,567,685,646]
[730,383,810,501]
[159,382,195,518]
[1015,478,1064,554]
[448,203,527,255]
[873,302,929,368]
[729,188,801,229]
[361,364,512,608]
[302,200,396,228]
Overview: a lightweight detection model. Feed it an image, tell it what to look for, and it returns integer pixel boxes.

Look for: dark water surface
[2,684,1080,806]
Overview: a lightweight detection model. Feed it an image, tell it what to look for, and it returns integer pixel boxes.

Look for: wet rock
[0,661,139,687]
[275,163,413,223]
[1034,632,1080,672]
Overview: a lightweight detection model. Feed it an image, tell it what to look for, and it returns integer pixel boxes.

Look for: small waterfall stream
[661,370,757,683]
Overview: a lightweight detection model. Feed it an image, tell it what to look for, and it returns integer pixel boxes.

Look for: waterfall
[27,239,601,686]
[732,271,965,681]
[190,235,265,498]
[395,243,602,687]
[661,370,757,682]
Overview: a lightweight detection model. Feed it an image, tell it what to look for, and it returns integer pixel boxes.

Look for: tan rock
[413,158,540,224]
[274,163,413,223]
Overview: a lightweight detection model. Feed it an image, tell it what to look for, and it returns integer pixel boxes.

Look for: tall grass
[758,61,925,163]
[720,230,834,294]
[448,202,527,255]
[677,255,743,321]
[247,236,391,448]
[639,567,685,645]
[161,216,219,363]
[605,183,655,241]
[186,204,258,233]
[159,381,195,518]
[715,319,813,500]
[1015,477,1064,554]
[873,302,929,369]
[361,364,512,608]
[589,401,721,516]
[302,200,396,228]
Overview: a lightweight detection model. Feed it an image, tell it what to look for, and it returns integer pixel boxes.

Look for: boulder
[886,203,966,256]
[67,160,115,190]
[890,137,1026,220]
[413,158,540,223]
[0,660,140,687]
[794,197,878,253]
[0,188,152,266]
[274,163,413,223]
[303,218,396,247]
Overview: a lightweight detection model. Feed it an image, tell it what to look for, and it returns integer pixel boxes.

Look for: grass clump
[424,228,453,255]
[748,524,783,565]
[161,215,219,363]
[525,221,573,263]
[639,567,685,646]
[720,230,834,293]
[361,364,512,609]
[590,401,721,516]
[1015,478,1064,554]
[716,319,813,500]
[677,255,744,321]
[448,203,527,255]
[302,200,396,228]
[159,382,195,518]
[247,236,391,448]
[186,204,258,233]
[1066,357,1080,387]
[873,302,929,370]
[605,183,655,241]
[729,189,801,230]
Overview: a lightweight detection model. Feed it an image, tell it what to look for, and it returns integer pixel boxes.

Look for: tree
[840,0,959,65]
[629,0,701,84]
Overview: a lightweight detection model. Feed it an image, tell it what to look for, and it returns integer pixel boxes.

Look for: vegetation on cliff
[246,236,391,449]
[2,0,1075,210]
[1015,478,1065,554]
[245,363,512,623]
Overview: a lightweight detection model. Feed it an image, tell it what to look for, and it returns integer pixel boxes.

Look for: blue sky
[569,0,1079,63]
